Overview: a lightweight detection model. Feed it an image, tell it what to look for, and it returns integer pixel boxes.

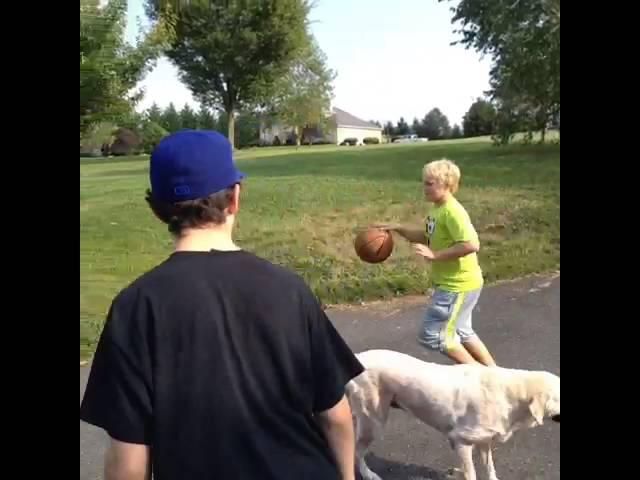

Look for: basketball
[354,228,394,263]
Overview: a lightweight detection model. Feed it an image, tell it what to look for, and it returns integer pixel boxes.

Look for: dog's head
[527,371,560,426]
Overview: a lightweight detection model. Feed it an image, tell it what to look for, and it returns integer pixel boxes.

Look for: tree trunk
[540,126,546,144]
[294,125,300,149]
[227,108,235,149]
[224,79,236,149]
[537,107,548,144]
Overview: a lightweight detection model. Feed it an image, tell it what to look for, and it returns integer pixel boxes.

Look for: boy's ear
[228,183,241,215]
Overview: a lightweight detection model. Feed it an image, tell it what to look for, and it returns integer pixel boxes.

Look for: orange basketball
[354,228,394,263]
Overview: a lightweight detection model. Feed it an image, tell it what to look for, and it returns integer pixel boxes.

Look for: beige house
[259,107,383,146]
[329,108,383,145]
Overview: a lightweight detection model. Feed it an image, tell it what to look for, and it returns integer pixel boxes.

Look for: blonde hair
[422,159,461,193]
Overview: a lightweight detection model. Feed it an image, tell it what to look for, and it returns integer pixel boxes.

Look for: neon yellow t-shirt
[425,197,483,292]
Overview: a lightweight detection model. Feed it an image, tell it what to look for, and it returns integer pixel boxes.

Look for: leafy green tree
[442,0,559,143]
[269,40,335,146]
[395,117,410,136]
[451,124,463,138]
[80,0,167,136]
[146,0,312,147]
[180,104,199,130]
[196,104,215,130]
[160,103,182,133]
[462,98,496,137]
[421,108,451,139]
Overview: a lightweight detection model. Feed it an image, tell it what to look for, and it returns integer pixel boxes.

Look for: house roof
[333,108,381,130]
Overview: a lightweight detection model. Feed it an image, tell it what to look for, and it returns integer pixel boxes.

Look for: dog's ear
[529,394,546,425]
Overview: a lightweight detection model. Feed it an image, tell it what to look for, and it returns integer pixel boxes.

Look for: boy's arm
[306,288,363,480]
[315,395,356,480]
[414,241,479,261]
[371,223,427,244]
[104,438,151,480]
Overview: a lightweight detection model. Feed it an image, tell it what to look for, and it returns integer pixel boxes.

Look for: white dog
[345,349,560,480]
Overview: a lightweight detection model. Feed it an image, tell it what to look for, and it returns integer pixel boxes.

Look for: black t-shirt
[80,250,364,480]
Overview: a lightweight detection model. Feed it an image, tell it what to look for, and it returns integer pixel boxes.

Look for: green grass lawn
[80,137,559,359]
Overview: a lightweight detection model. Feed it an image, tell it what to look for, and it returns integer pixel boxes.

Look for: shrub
[139,121,168,153]
[80,122,116,157]
[110,128,141,156]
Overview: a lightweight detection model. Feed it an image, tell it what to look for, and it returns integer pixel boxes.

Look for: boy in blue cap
[80,130,363,480]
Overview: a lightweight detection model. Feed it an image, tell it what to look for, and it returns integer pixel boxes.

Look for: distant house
[259,107,383,146]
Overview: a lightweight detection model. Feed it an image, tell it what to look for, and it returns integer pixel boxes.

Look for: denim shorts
[418,287,482,353]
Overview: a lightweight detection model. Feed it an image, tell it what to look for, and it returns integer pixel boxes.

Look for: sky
[125,0,492,127]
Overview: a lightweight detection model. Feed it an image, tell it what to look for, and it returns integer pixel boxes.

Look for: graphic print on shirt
[426,216,436,246]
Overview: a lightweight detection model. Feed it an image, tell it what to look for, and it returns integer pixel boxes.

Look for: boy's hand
[413,243,436,260]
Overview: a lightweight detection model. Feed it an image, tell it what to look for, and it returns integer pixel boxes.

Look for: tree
[411,118,421,136]
[462,98,496,137]
[180,104,199,130]
[269,39,335,146]
[214,111,228,135]
[451,124,463,139]
[421,108,451,140]
[235,112,261,148]
[491,99,528,145]
[442,0,559,143]
[160,103,182,133]
[489,45,558,143]
[80,0,168,136]
[80,121,117,157]
[118,111,145,133]
[146,0,312,148]
[140,121,168,152]
[196,104,215,130]
[383,121,395,137]
[146,102,163,125]
[395,117,410,136]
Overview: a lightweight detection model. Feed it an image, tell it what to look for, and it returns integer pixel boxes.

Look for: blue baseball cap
[149,130,246,202]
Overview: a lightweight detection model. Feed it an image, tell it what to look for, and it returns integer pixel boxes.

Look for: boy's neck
[174,223,240,252]
[434,192,453,206]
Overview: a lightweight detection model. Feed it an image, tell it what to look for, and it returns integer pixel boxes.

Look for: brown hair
[145,186,236,235]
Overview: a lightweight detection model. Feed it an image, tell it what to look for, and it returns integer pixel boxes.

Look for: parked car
[392,134,429,143]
